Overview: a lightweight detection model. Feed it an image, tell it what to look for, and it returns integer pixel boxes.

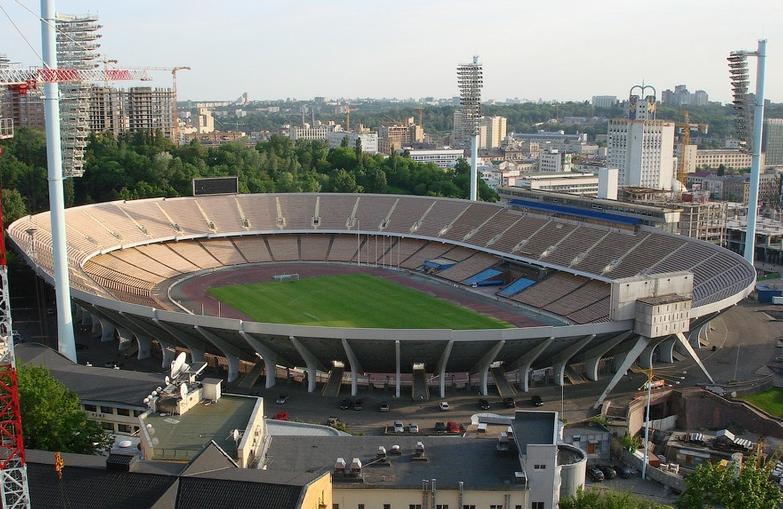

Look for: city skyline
[1,0,781,103]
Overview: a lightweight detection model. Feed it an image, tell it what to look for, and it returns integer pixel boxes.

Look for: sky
[2,0,781,103]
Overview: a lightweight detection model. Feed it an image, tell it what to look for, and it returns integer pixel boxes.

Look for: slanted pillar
[135,334,152,360]
[575,331,632,382]
[638,343,658,369]
[395,340,401,399]
[593,335,650,409]
[510,337,554,393]
[115,327,133,352]
[74,305,83,321]
[674,332,714,383]
[472,341,505,396]
[436,340,454,400]
[98,317,115,343]
[154,319,205,365]
[195,326,245,383]
[239,329,279,389]
[659,337,676,364]
[161,343,176,367]
[551,335,595,386]
[81,308,92,328]
[341,338,362,397]
[90,314,101,337]
[290,336,323,393]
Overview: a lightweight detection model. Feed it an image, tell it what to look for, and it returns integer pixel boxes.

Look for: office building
[89,86,125,137]
[288,123,331,141]
[661,85,709,106]
[510,172,600,196]
[193,107,215,134]
[693,149,759,171]
[687,172,780,205]
[538,149,572,173]
[479,115,507,149]
[407,148,464,168]
[126,87,175,141]
[378,118,424,154]
[591,95,618,108]
[1,87,44,130]
[607,87,676,190]
[764,118,783,166]
[327,128,378,154]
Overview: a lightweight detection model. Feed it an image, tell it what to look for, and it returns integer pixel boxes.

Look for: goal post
[273,274,300,282]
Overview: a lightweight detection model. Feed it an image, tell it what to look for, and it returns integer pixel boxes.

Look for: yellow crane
[146,66,191,143]
[675,109,708,187]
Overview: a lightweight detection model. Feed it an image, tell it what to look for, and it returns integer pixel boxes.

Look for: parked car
[587,466,605,482]
[503,397,516,408]
[275,394,288,405]
[353,399,364,411]
[530,395,543,407]
[617,465,635,479]
[597,465,617,480]
[434,422,447,433]
[273,411,289,421]
[392,421,405,433]
[478,399,491,410]
[339,399,352,410]
[438,401,450,411]
[408,423,419,433]
[378,402,390,412]
[447,421,461,433]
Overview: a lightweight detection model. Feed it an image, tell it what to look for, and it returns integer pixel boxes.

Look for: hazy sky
[2,0,781,103]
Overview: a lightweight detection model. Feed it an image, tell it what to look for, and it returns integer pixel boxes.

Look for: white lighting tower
[729,40,767,265]
[457,56,483,201]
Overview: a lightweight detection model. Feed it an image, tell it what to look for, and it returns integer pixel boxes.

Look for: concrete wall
[610,272,693,321]
[299,472,332,509]
[332,487,527,509]
[672,389,783,438]
[236,395,265,468]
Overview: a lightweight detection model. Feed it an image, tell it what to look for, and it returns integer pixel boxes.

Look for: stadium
[8,192,756,406]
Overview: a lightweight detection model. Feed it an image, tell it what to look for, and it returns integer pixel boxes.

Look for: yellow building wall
[332,486,527,509]
[299,472,333,509]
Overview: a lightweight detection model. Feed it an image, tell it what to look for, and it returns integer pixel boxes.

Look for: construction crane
[343,102,355,131]
[675,109,709,187]
[0,176,30,508]
[143,66,191,144]
[415,106,425,129]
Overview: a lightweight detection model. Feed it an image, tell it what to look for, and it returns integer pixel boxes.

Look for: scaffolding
[56,14,102,177]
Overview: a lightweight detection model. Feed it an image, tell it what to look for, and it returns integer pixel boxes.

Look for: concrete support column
[226,354,240,384]
[80,308,92,327]
[577,332,632,382]
[674,332,714,383]
[90,314,101,338]
[594,336,650,409]
[437,340,454,400]
[238,330,278,389]
[473,341,505,397]
[135,335,152,360]
[552,335,595,386]
[290,336,321,393]
[115,327,134,354]
[195,326,244,384]
[341,338,362,397]
[659,338,676,364]
[161,344,176,368]
[74,306,82,321]
[638,343,658,369]
[395,340,401,399]
[98,317,115,343]
[511,337,554,393]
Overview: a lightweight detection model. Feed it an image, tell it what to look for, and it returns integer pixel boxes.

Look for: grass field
[742,387,783,418]
[207,273,512,329]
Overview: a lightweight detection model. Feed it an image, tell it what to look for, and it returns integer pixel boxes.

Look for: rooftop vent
[377,446,387,459]
[350,458,362,474]
[412,441,428,461]
[334,457,346,473]
[390,445,401,455]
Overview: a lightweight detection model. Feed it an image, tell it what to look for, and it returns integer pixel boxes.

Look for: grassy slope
[207,273,511,329]
[742,387,783,419]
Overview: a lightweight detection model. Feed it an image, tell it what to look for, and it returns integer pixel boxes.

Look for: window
[384,505,391,509]
[358,505,364,509]
[333,505,339,509]
[436,506,448,509]
[516,506,523,509]
[490,505,503,509]
[100,406,114,414]
[409,505,422,509]
[462,506,475,509]
[587,442,597,454]
[533,464,547,470]
[116,408,130,416]
[532,503,545,509]
[133,410,144,417]
[101,422,114,431]
[83,404,97,412]
[117,424,132,434]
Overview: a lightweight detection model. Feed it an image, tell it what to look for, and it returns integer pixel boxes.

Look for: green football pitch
[207,273,512,329]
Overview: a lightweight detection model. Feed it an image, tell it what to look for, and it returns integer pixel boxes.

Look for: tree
[17,365,112,454]
[2,189,28,225]
[561,487,672,509]
[677,456,781,509]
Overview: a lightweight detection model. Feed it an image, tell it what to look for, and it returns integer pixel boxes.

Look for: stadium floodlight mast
[728,40,767,265]
[457,56,483,201]
[41,0,77,362]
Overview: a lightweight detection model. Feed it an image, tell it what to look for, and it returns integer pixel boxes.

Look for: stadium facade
[9,193,755,406]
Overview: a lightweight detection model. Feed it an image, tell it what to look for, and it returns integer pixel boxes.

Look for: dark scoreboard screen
[192,176,239,196]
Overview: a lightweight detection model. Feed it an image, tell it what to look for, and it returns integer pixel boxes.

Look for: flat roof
[511,411,558,453]
[637,294,691,306]
[143,394,259,462]
[16,343,162,408]
[263,436,520,490]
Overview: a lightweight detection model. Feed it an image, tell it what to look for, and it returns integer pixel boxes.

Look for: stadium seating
[414,200,470,237]
[438,252,498,282]
[110,248,182,279]
[467,210,524,247]
[117,200,178,238]
[400,242,453,270]
[158,198,211,234]
[300,235,332,261]
[517,222,578,259]
[542,226,607,266]
[266,235,300,261]
[136,243,200,273]
[512,273,587,308]
[490,215,550,253]
[166,241,224,269]
[543,280,610,316]
[235,194,278,230]
[326,235,359,261]
[379,238,427,267]
[233,237,273,263]
[316,195,357,229]
[200,239,246,265]
[197,195,245,232]
[278,194,317,229]
[385,197,435,232]
[442,203,502,242]
[354,195,397,231]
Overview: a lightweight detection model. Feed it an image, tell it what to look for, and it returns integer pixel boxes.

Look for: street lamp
[640,366,686,479]
[728,40,767,264]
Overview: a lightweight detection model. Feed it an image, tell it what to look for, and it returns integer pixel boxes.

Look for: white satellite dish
[164,376,170,385]
[118,440,133,448]
[143,397,150,404]
[170,352,187,379]
[179,382,188,399]
[231,429,240,444]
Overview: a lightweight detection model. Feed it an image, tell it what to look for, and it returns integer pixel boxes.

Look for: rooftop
[637,294,692,306]
[16,342,162,407]
[263,436,520,490]
[510,410,558,453]
[143,394,260,462]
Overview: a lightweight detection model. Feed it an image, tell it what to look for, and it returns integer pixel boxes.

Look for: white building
[289,123,331,141]
[591,95,618,108]
[407,148,464,168]
[327,129,378,154]
[607,90,675,190]
[479,115,507,149]
[539,149,572,173]
[515,172,600,196]
[193,107,214,134]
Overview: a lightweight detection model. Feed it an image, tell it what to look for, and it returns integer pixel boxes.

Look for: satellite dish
[118,440,133,448]
[231,429,240,444]
[151,391,158,397]
[164,376,170,385]
[151,438,159,446]
[170,352,187,379]
[143,397,150,404]
[179,382,188,399]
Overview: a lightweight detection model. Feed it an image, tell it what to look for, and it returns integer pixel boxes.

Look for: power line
[0,2,44,64]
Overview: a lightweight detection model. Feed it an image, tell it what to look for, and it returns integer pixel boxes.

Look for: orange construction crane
[675,109,708,187]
